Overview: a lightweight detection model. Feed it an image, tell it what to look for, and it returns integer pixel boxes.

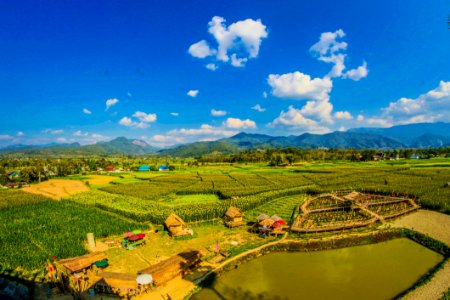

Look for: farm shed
[138,166,150,172]
[138,250,201,286]
[93,272,138,294]
[158,165,169,171]
[57,252,107,274]
[257,214,270,222]
[223,206,244,228]
[164,213,190,237]
[105,166,115,172]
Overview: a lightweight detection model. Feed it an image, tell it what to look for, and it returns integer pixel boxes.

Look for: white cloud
[119,111,157,129]
[269,106,330,134]
[83,108,92,115]
[51,129,64,135]
[206,63,218,71]
[127,92,132,97]
[105,98,119,111]
[187,90,199,97]
[189,16,268,68]
[334,111,353,120]
[262,91,268,98]
[119,117,135,127]
[0,134,13,140]
[310,29,347,56]
[170,112,179,116]
[268,71,332,101]
[338,126,346,131]
[56,137,68,143]
[133,111,157,123]
[357,114,364,121]
[16,131,25,137]
[251,104,266,112]
[230,54,248,67]
[343,61,368,81]
[224,117,256,129]
[211,109,227,117]
[73,130,89,137]
[379,81,450,125]
[310,29,368,81]
[188,40,216,58]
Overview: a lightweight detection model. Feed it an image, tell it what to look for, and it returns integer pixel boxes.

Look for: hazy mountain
[0,137,156,156]
[348,122,450,145]
[411,134,450,148]
[159,132,406,157]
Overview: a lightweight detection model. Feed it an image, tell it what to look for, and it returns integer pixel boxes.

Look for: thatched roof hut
[224,206,244,228]
[164,213,189,236]
[257,214,270,222]
[95,272,138,290]
[259,218,275,227]
[138,249,201,285]
[269,215,281,221]
[58,252,107,273]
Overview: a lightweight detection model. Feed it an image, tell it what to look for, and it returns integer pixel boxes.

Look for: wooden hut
[93,272,138,294]
[138,250,201,286]
[57,252,107,274]
[164,213,190,237]
[223,206,244,228]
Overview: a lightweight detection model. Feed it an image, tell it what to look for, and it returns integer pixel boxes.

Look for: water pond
[192,238,443,300]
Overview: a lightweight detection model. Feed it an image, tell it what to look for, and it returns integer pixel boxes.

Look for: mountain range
[1,122,449,157]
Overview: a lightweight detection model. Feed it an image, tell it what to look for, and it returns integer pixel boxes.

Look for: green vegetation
[0,200,144,272]
[0,189,50,209]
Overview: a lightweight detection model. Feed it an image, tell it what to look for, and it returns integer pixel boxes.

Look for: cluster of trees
[197,147,450,164]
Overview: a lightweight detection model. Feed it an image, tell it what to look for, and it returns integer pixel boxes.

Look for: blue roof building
[138,166,150,172]
[158,165,169,171]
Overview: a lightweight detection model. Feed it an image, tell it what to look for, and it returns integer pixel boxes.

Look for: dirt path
[389,210,450,300]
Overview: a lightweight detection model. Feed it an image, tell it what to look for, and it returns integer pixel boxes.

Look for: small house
[410,154,420,159]
[223,206,244,228]
[138,250,201,286]
[93,272,139,295]
[105,166,115,172]
[164,213,190,237]
[138,166,150,172]
[57,252,107,275]
[158,165,169,172]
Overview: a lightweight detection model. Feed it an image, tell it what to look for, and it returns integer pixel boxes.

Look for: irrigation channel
[191,238,443,300]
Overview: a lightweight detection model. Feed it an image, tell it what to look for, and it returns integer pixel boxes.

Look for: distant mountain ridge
[1,122,449,156]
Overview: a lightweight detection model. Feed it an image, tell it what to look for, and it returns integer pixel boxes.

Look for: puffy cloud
[230,54,248,67]
[224,117,257,129]
[357,114,364,121]
[268,71,332,101]
[189,16,268,68]
[119,117,135,127]
[379,81,450,125]
[105,98,119,111]
[343,61,368,81]
[56,137,68,143]
[83,108,92,115]
[211,109,227,117]
[16,131,25,137]
[251,104,266,112]
[119,111,157,129]
[73,130,89,137]
[0,134,13,140]
[262,91,268,98]
[334,111,353,120]
[170,112,179,116]
[133,111,157,123]
[310,29,347,56]
[206,63,218,71]
[269,106,330,134]
[188,40,216,58]
[187,90,199,97]
[51,129,64,135]
[310,29,368,81]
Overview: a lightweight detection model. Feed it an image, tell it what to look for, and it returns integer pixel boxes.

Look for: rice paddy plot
[246,194,308,222]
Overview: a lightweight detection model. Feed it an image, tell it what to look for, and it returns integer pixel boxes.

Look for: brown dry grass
[22,179,90,199]
[389,210,450,300]
[84,175,117,185]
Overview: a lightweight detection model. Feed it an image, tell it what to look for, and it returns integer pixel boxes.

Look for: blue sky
[0,0,449,147]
